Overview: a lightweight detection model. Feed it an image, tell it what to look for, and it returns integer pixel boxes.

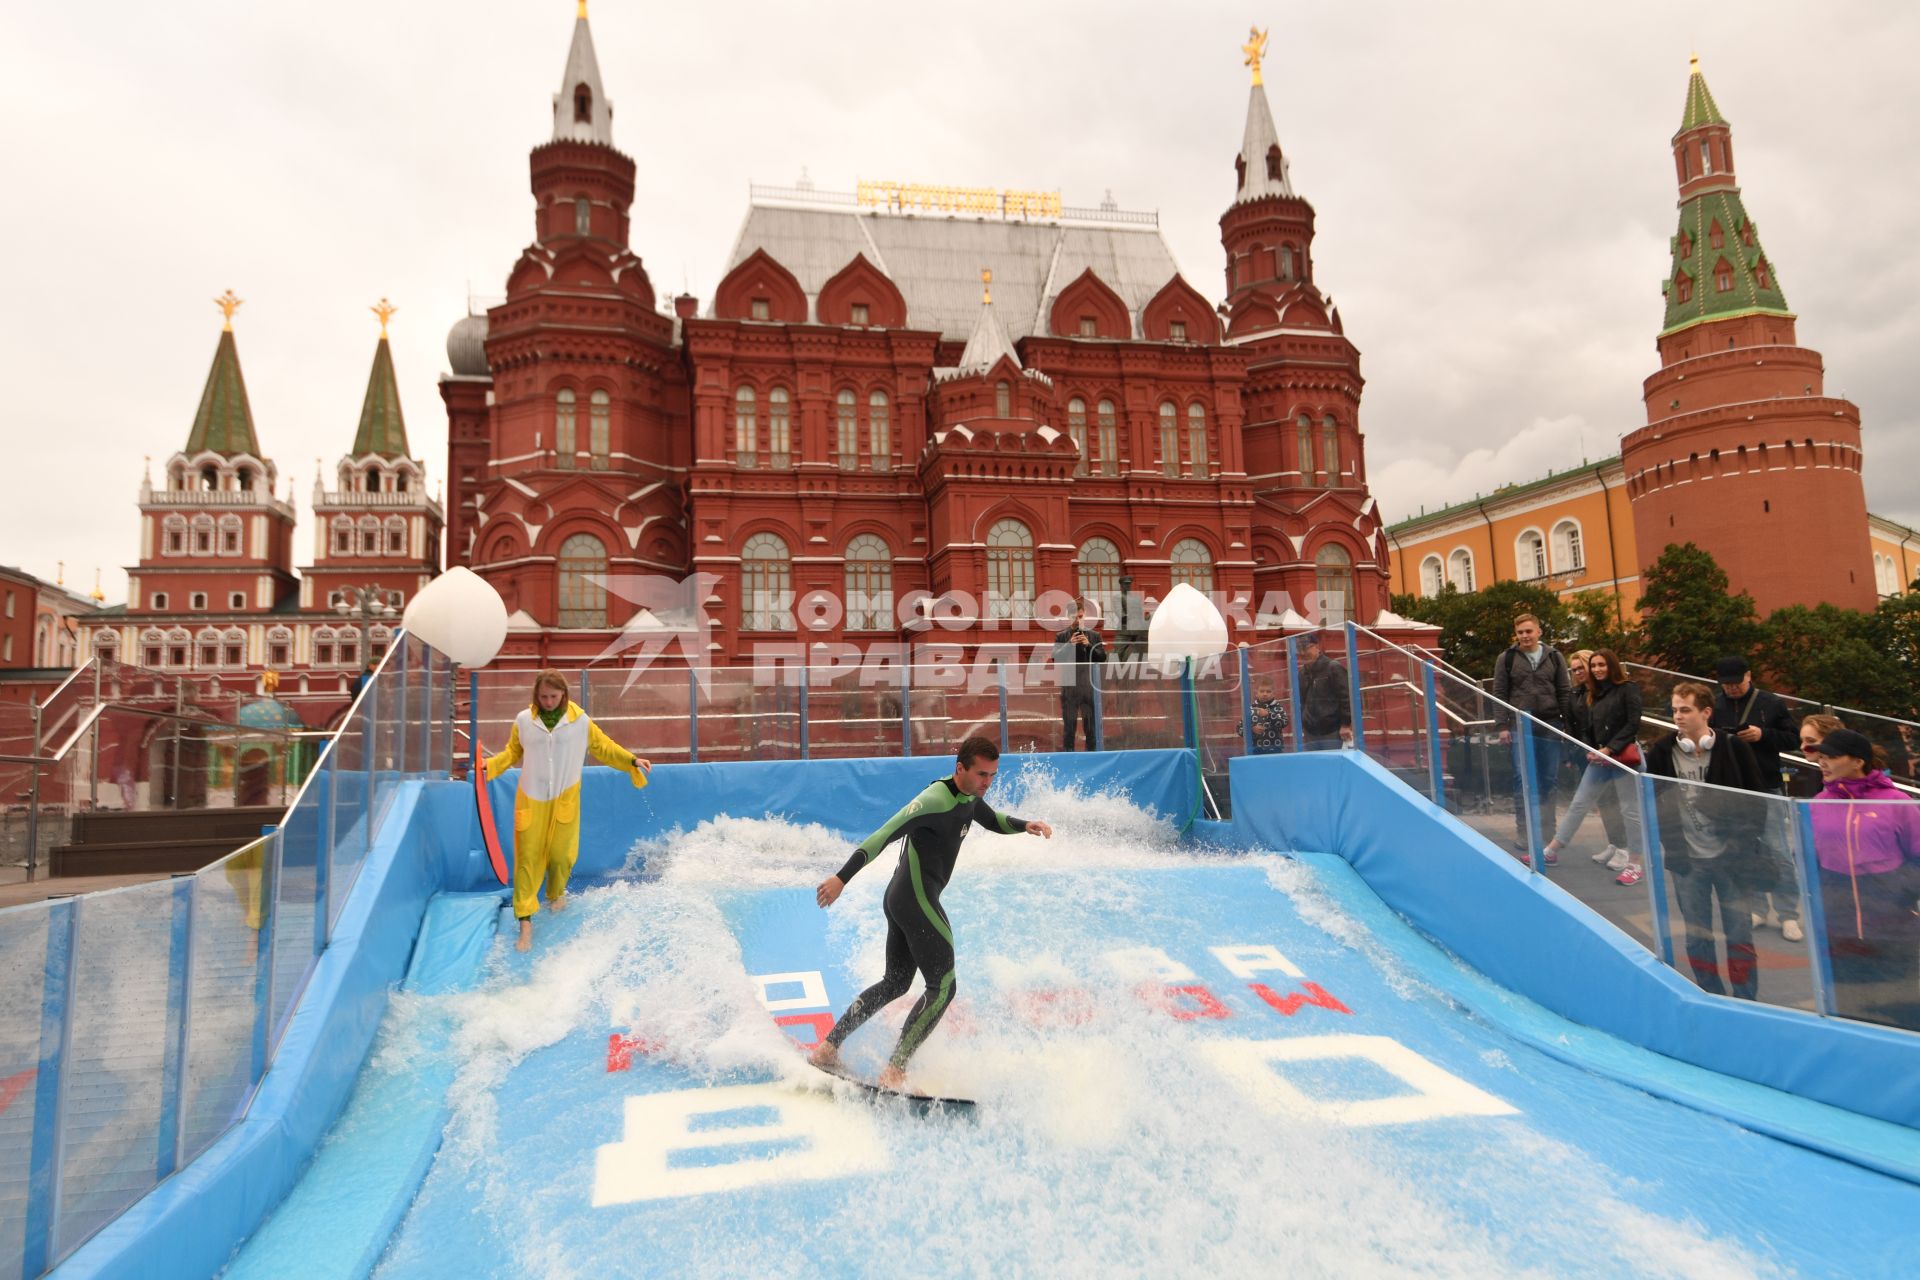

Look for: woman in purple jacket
[1807,727,1920,1029]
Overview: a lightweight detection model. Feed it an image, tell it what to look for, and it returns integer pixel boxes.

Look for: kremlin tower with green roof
[300,300,445,636]
[1622,57,1875,614]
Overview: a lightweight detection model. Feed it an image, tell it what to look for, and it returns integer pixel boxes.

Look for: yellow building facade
[1388,456,1916,616]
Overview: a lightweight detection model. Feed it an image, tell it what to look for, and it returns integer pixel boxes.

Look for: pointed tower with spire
[443,1,689,636]
[1217,28,1389,626]
[1623,57,1873,612]
[128,292,297,629]
[302,300,444,648]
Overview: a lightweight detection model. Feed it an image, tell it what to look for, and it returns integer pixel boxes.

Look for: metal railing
[0,633,456,1277]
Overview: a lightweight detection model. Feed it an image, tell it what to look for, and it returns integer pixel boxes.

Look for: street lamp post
[334,584,397,675]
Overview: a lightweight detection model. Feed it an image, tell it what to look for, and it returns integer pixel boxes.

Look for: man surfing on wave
[810,736,1052,1091]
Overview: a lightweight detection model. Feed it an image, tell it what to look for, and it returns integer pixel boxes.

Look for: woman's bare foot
[516,919,533,952]
[808,1042,841,1070]
[546,895,565,914]
[876,1064,908,1091]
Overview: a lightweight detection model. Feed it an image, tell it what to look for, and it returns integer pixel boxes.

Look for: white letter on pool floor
[593,1084,890,1205]
[1200,1035,1518,1127]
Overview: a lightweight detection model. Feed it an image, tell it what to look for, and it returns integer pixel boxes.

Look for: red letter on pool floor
[607,1033,666,1072]
[775,1012,836,1049]
[1137,983,1231,1020]
[1249,982,1351,1018]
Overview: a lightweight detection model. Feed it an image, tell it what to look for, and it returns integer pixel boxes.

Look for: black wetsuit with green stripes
[823,777,1029,1070]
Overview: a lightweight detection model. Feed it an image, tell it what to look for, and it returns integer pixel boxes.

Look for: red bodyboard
[473,740,510,886]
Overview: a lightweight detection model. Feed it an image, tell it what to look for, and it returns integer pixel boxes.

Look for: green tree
[1637,542,1763,676]
[1391,579,1568,676]
[1560,588,1639,659]
[1866,591,1920,718]
[1760,603,1913,713]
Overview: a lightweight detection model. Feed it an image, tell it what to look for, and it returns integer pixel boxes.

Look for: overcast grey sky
[3,1,1915,603]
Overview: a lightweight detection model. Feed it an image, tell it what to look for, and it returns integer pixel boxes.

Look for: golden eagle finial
[214,289,243,331]
[1242,26,1270,87]
[371,297,398,338]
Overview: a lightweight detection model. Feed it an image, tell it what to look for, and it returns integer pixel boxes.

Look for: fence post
[1515,716,1541,873]
[1422,662,1445,807]
[1238,646,1254,757]
[395,637,410,779]
[442,655,455,775]
[155,875,194,1180]
[1637,773,1675,967]
[418,642,433,776]
[1091,655,1105,752]
[26,700,41,881]
[1343,622,1366,753]
[797,661,810,761]
[313,757,333,954]
[901,657,913,758]
[578,667,590,715]
[1793,800,1837,1016]
[687,668,700,764]
[250,830,281,1084]
[23,898,77,1278]
[1286,635,1304,753]
[364,673,379,855]
[998,663,1009,753]
[467,669,479,776]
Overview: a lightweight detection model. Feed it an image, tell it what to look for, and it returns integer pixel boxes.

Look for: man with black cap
[1713,655,1804,940]
[1297,631,1353,751]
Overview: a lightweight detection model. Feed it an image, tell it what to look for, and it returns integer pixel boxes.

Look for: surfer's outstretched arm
[971,798,1052,839]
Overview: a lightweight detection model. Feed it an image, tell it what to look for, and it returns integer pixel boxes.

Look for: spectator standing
[1052,602,1106,751]
[1543,649,1643,874]
[1789,713,1848,799]
[1646,682,1773,999]
[1296,633,1353,751]
[1492,613,1574,855]
[1712,656,1804,941]
[1247,674,1288,754]
[1806,728,1920,1030]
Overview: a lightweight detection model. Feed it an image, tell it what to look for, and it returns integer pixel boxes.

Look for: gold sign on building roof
[857,180,1062,222]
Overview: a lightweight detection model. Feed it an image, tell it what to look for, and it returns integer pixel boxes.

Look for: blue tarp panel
[1228,750,1920,1133]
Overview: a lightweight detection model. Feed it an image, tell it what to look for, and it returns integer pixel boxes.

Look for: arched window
[365,468,383,493]
[1187,403,1209,480]
[196,628,221,669]
[164,514,187,556]
[741,532,792,631]
[1067,397,1089,477]
[836,389,859,471]
[1517,530,1547,579]
[1170,538,1214,596]
[236,467,253,491]
[1675,271,1694,304]
[556,533,608,628]
[1755,258,1770,290]
[734,386,757,467]
[555,388,577,469]
[222,627,246,669]
[1447,548,1476,593]
[589,389,610,469]
[1419,555,1444,597]
[1315,545,1355,626]
[1280,244,1295,280]
[1096,399,1118,475]
[868,390,890,471]
[192,514,214,554]
[358,516,381,556]
[201,467,218,491]
[574,83,592,123]
[574,196,591,236]
[386,517,408,556]
[995,381,1012,418]
[1321,414,1340,482]
[767,387,791,469]
[1296,413,1315,479]
[267,626,291,668]
[1159,401,1179,478]
[1550,520,1584,573]
[1715,260,1734,293]
[94,629,118,665]
[332,515,354,556]
[1075,537,1121,622]
[985,518,1035,620]
[845,534,893,631]
[1709,219,1724,249]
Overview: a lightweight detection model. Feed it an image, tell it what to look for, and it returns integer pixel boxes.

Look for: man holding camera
[1053,601,1107,750]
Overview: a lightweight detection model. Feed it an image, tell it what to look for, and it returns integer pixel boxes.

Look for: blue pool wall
[55,747,1920,1279]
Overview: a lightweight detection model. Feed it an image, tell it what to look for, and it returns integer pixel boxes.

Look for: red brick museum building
[444,14,1395,666]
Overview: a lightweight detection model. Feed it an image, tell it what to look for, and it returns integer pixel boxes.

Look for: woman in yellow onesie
[486,670,650,950]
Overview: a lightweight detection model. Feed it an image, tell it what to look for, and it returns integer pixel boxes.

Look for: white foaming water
[381,774,1778,1280]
